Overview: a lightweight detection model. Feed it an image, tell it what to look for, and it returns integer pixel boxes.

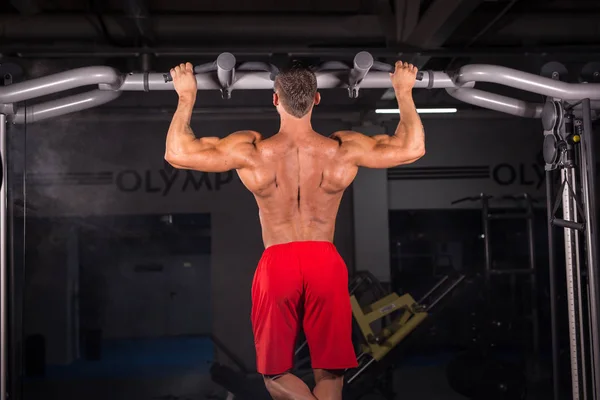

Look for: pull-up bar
[1,51,600,123]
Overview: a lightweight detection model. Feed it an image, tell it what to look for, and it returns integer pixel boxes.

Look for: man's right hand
[170,62,198,100]
[390,61,418,94]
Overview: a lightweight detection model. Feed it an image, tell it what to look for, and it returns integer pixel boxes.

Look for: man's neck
[279,114,313,136]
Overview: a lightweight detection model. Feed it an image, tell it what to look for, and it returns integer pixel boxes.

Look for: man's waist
[264,240,335,251]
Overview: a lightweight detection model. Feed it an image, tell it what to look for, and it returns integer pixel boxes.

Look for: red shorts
[251,241,358,375]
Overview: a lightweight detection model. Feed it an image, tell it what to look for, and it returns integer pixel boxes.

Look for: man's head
[273,65,320,118]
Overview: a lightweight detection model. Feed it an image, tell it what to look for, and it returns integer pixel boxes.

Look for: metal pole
[546,170,560,400]
[525,194,540,378]
[0,113,7,400]
[562,166,584,400]
[581,99,600,400]
[482,195,492,302]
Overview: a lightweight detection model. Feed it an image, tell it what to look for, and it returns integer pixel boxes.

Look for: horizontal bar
[446,87,543,118]
[12,90,122,124]
[487,213,533,220]
[552,218,585,231]
[107,70,462,91]
[490,269,534,275]
[456,64,600,101]
[1,61,597,124]
[0,66,121,103]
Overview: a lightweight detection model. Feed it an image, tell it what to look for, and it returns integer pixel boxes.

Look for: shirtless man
[165,61,424,400]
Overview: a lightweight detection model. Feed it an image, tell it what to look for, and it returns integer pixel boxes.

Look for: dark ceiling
[2,0,600,111]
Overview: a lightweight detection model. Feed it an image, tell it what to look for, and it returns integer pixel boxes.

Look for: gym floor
[21,366,468,400]
[24,361,557,400]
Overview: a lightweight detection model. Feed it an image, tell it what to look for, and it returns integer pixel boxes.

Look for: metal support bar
[2,60,600,122]
[417,275,448,305]
[487,213,532,220]
[395,0,420,42]
[7,62,595,99]
[489,269,534,275]
[0,113,6,400]
[562,166,584,400]
[580,99,600,399]
[525,194,541,379]
[9,45,600,58]
[427,275,466,310]
[0,66,121,103]
[482,196,492,301]
[455,64,600,100]
[107,70,452,92]
[546,170,560,400]
[446,87,543,118]
[12,90,122,124]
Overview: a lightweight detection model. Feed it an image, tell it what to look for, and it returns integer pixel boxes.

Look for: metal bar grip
[347,51,423,98]
[162,52,236,84]
[552,217,585,231]
[371,60,424,81]
[352,52,424,81]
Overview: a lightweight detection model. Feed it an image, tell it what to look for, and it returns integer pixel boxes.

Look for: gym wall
[13,113,594,369]
[12,117,355,368]
[386,116,546,209]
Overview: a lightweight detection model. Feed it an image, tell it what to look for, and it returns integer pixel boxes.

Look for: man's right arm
[334,62,425,169]
[165,62,261,173]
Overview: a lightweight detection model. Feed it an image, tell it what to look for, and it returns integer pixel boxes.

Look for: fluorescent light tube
[375,108,458,114]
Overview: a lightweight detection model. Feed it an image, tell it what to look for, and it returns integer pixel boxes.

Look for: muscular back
[237,130,357,248]
[166,60,424,248]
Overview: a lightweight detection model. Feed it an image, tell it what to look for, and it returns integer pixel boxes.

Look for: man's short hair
[274,64,318,118]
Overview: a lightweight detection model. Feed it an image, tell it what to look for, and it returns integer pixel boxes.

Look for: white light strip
[375,108,458,114]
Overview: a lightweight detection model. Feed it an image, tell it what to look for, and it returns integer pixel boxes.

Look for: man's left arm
[332,62,425,169]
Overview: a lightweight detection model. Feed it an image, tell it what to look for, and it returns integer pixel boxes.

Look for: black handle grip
[163,64,211,83]
[552,218,585,231]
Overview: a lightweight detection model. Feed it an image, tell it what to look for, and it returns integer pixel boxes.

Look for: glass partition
[10,115,219,400]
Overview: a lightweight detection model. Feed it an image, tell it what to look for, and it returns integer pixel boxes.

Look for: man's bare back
[165,61,424,400]
[236,129,356,247]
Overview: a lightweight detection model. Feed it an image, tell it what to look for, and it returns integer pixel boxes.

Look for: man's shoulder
[329,130,364,143]
[230,130,263,143]
[328,131,369,153]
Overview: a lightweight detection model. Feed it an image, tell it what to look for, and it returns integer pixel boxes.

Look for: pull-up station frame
[2,51,600,124]
[0,51,599,400]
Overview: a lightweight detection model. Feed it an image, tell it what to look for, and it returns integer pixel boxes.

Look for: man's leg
[313,369,344,400]
[263,373,317,400]
[301,242,359,400]
[252,244,310,399]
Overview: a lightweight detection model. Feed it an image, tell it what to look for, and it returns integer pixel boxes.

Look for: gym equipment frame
[0,51,599,400]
